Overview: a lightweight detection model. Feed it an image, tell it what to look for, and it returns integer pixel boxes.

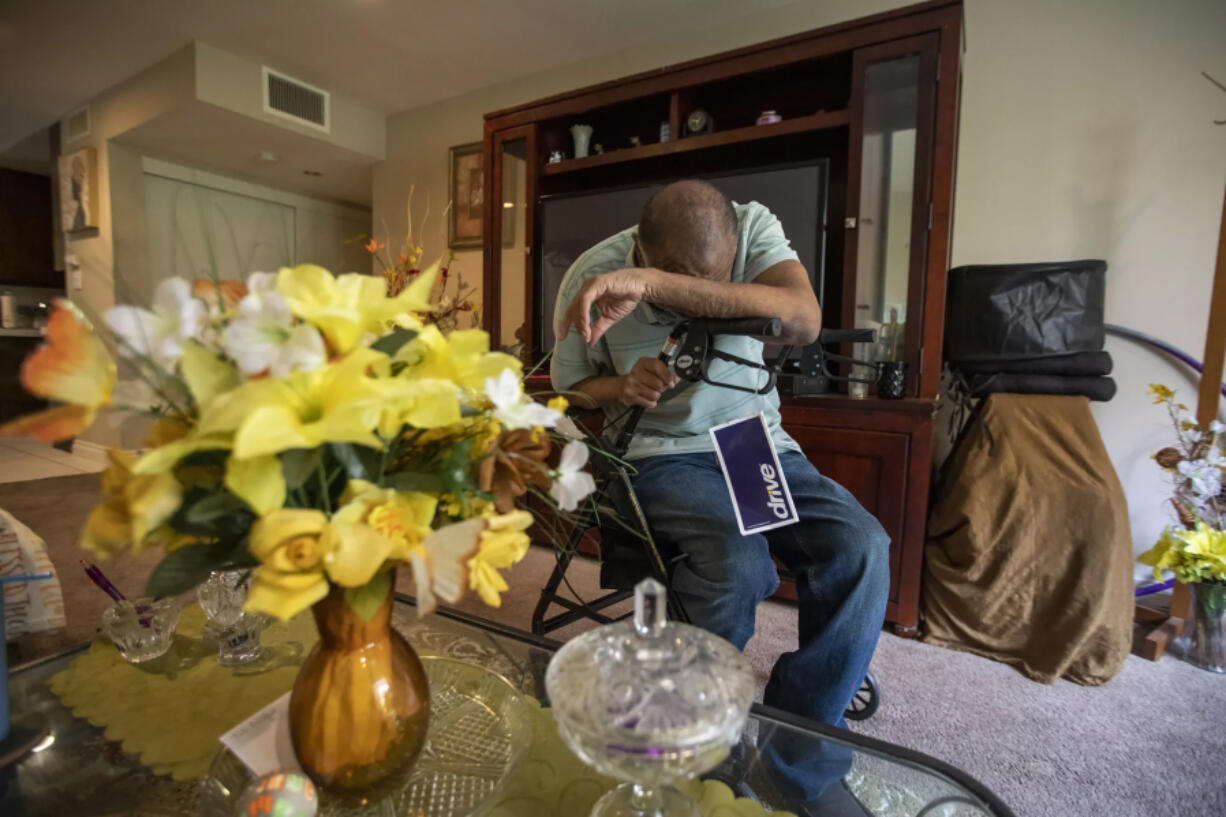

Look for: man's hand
[618,357,679,408]
[559,268,653,346]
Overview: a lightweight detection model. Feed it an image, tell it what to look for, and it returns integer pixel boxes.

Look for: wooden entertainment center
[481,1,963,635]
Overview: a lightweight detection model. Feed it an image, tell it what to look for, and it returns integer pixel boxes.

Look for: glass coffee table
[1,595,1015,817]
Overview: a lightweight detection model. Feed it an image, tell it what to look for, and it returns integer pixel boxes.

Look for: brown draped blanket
[923,394,1133,684]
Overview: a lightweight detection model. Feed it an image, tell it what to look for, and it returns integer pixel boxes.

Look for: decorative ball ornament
[236,771,319,817]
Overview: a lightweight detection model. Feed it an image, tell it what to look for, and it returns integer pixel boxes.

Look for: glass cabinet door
[845,35,937,394]
[498,137,529,353]
[485,126,536,363]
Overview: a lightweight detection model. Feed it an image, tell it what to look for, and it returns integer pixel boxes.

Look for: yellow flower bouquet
[0,262,596,622]
[1137,383,1226,587]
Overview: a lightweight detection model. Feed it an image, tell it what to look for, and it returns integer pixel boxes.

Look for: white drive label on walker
[709,412,799,535]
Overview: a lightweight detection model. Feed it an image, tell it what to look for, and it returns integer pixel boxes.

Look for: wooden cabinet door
[785,425,909,604]
[0,169,55,287]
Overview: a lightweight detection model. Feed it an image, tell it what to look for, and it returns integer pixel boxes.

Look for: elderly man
[551,180,888,813]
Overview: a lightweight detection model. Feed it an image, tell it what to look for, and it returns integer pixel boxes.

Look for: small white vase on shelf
[570,124,594,159]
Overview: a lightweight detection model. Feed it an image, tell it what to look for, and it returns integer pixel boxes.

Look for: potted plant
[0,261,595,796]
[1138,383,1226,673]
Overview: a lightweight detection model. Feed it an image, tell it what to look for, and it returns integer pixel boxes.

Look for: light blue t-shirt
[550,201,802,461]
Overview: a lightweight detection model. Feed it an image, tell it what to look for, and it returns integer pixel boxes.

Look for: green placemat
[492,699,796,817]
[47,604,316,780]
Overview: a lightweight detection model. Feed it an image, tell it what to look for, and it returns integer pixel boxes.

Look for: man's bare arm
[644,259,821,345]
[559,260,821,347]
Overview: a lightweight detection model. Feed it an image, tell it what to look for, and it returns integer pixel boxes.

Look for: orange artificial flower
[365,238,386,253]
[191,278,248,310]
[0,300,116,443]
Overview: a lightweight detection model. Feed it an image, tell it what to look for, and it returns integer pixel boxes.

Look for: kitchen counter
[0,327,45,338]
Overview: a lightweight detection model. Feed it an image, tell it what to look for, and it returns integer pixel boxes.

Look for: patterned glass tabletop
[1,596,1014,817]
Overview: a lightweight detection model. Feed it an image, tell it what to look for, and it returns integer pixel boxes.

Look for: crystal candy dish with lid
[546,578,754,817]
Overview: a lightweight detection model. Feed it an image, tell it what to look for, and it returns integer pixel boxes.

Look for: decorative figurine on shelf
[570,124,594,159]
[685,108,714,136]
[628,136,642,147]
[593,143,604,154]
[548,149,565,164]
[659,121,671,142]
[756,110,782,125]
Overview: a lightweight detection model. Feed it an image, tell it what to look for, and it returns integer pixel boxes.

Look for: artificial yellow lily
[0,300,116,443]
[245,508,331,620]
[225,454,286,516]
[370,374,464,435]
[1140,525,1226,583]
[467,510,533,607]
[195,349,388,460]
[325,480,437,586]
[394,325,522,394]
[1173,525,1226,581]
[179,340,239,412]
[81,449,182,558]
[275,263,437,354]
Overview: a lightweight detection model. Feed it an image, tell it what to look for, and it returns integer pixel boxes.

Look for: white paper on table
[219,692,301,777]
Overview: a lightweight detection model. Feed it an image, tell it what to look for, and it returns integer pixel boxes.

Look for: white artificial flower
[550,440,597,512]
[246,271,278,295]
[554,412,586,441]
[1178,458,1222,501]
[1211,420,1226,435]
[1206,447,1226,468]
[484,369,561,429]
[222,275,326,378]
[105,278,205,369]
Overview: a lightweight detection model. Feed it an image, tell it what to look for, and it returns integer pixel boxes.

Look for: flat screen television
[535,160,829,360]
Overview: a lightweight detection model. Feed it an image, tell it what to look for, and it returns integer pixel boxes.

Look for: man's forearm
[569,375,625,409]
[641,268,820,345]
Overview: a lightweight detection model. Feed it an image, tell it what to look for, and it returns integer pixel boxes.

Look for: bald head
[637,180,737,280]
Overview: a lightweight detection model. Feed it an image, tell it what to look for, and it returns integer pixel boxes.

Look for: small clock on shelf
[684,109,715,136]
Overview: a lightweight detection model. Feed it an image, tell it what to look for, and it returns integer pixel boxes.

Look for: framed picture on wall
[59,146,99,234]
[448,141,484,249]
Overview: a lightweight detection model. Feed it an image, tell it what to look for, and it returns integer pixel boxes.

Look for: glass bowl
[545,579,754,817]
[102,597,180,663]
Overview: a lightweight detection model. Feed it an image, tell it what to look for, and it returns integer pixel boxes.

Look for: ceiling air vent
[65,106,90,142]
[262,67,330,132]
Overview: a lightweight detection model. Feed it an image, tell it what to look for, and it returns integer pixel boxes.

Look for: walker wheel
[844,672,880,721]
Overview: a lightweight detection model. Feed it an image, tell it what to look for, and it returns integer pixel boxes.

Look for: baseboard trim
[70,439,111,469]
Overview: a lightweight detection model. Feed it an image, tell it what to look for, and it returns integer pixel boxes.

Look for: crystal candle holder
[217,611,270,668]
[546,578,754,817]
[102,597,179,663]
[198,570,268,667]
[197,570,249,635]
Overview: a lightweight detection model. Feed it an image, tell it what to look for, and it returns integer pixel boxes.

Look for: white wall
[58,47,197,330]
[194,42,385,161]
[378,0,1224,570]
[952,0,1226,575]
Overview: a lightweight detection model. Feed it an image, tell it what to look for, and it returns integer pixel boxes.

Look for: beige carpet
[4,473,1225,817]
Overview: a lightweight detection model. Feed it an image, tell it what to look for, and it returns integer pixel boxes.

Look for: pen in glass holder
[80,558,125,602]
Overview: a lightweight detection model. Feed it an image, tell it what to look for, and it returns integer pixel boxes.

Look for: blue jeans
[630,450,890,802]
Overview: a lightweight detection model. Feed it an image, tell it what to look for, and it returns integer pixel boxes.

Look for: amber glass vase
[289,572,430,800]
